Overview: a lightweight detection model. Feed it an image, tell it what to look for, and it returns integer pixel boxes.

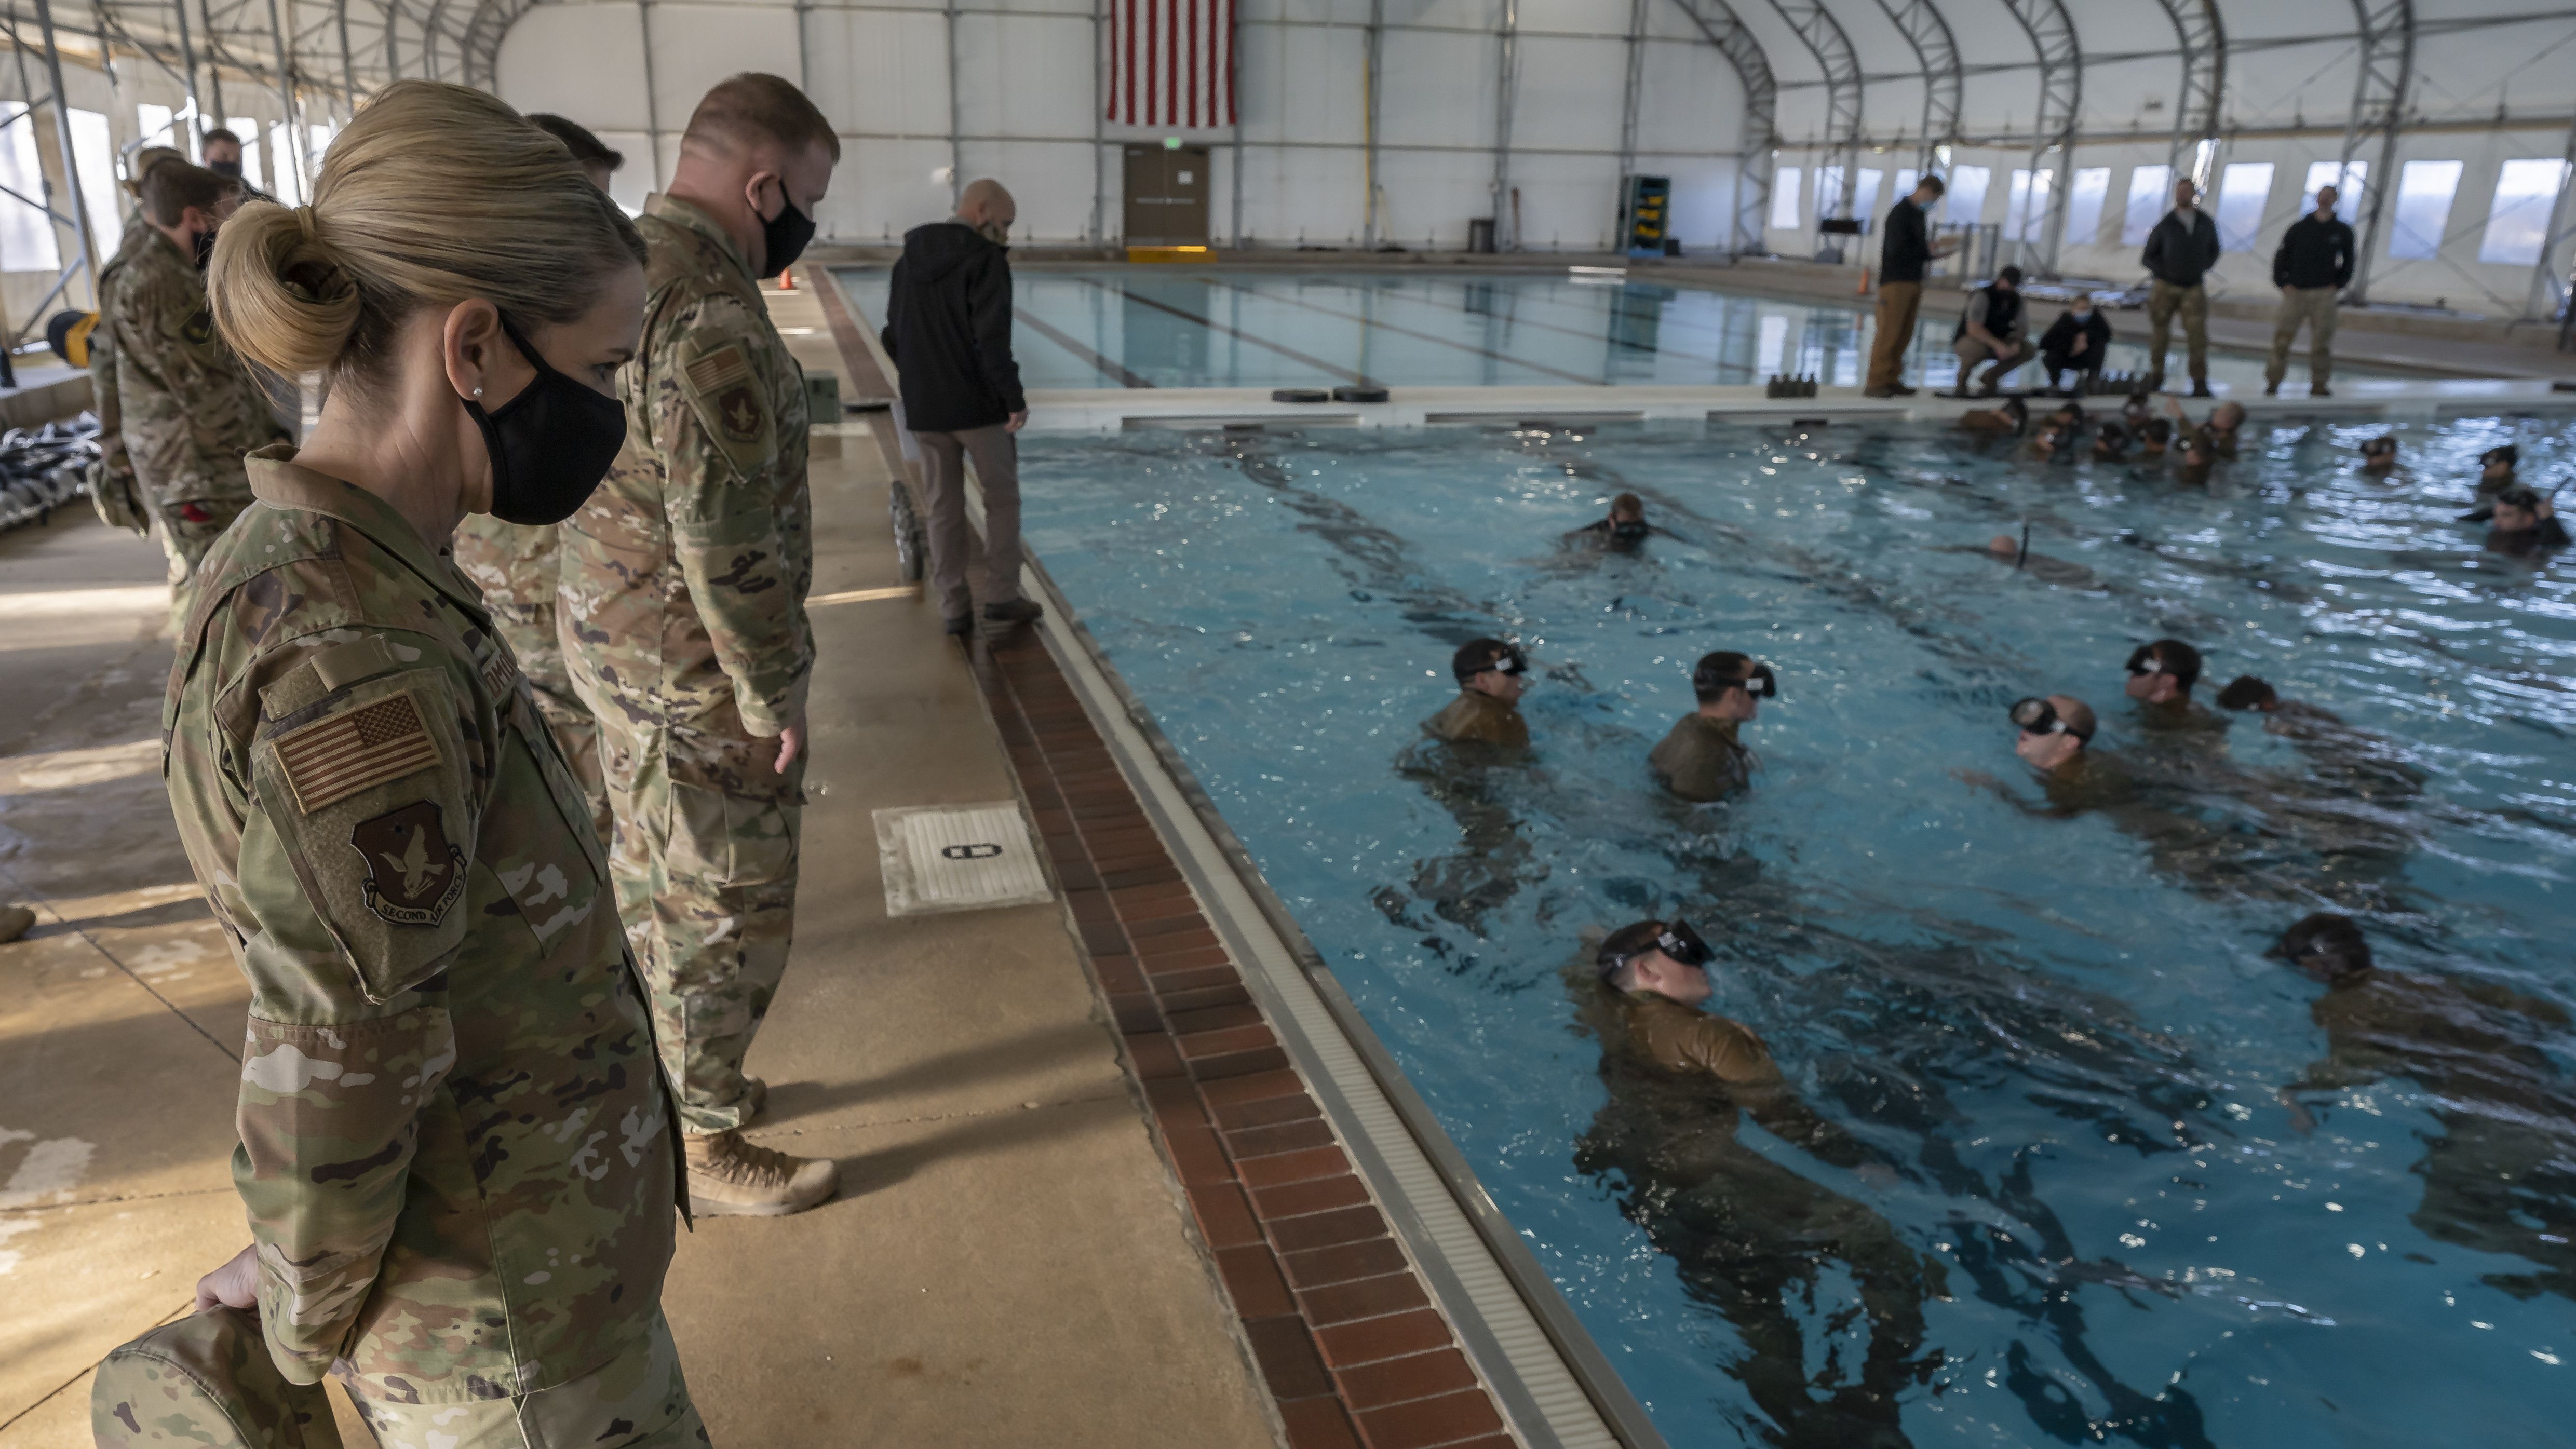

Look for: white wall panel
[804,7,953,136]
[645,5,802,124]
[957,11,1096,138]
[498,3,651,130]
[1510,36,1624,155]
[1378,31,1497,150]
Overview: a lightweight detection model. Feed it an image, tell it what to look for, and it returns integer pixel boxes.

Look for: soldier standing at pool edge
[561,72,840,1215]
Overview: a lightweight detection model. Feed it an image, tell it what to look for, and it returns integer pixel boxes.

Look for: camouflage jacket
[163,450,675,1396]
[88,218,154,507]
[451,514,570,700]
[109,226,284,508]
[562,193,812,738]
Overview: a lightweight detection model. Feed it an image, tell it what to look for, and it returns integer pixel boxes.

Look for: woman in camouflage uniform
[161,81,702,1444]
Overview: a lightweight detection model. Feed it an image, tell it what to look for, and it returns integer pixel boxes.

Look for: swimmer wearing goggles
[1650,653,1775,802]
[1421,637,1533,747]
[2123,639,2204,710]
[2010,694,2096,773]
[1595,918,1715,996]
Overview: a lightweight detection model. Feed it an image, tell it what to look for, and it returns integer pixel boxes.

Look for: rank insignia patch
[350,801,467,927]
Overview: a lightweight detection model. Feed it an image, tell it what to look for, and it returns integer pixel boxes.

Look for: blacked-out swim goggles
[2123,644,2169,678]
[2011,696,2093,742]
[1694,660,1779,698]
[1595,918,1714,980]
[1612,520,1651,539]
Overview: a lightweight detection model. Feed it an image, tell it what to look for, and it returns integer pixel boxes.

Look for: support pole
[265,0,303,193]
[1616,0,1644,181]
[31,0,99,301]
[1361,0,1382,248]
[204,0,227,120]
[1089,0,1104,245]
[637,0,664,190]
[336,0,359,118]
[945,0,962,205]
[170,0,204,150]
[1490,0,1517,250]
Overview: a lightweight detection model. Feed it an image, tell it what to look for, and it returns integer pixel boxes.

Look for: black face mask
[760,187,817,279]
[191,226,215,271]
[207,159,241,179]
[464,315,627,526]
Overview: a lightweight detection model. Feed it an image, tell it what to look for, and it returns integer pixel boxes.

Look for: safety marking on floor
[874,802,1054,917]
[810,584,920,607]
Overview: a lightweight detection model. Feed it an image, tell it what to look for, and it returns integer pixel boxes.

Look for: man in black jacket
[2037,291,2113,396]
[2140,176,2221,397]
[2267,184,2355,398]
[884,178,1035,634]
[1864,173,1958,397]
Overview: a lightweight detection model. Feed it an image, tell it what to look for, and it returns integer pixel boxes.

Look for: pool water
[1019,415,2576,1447]
[837,266,2395,395]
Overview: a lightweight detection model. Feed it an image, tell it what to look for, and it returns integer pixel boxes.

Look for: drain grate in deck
[874,802,1054,917]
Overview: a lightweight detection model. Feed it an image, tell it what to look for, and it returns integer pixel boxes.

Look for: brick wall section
[810,267,1518,1448]
[970,630,1517,1449]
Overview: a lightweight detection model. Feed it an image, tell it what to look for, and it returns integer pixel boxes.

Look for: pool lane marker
[1076,276,1377,388]
[1205,278,1607,387]
[1015,306,1158,389]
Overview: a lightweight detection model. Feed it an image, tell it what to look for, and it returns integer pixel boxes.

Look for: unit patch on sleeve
[350,801,467,926]
[272,690,442,815]
[684,343,770,446]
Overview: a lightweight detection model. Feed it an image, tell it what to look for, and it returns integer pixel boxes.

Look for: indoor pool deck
[0,281,1342,1448]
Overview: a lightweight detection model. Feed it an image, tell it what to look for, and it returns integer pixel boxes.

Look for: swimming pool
[837,266,2399,395]
[1018,415,2576,1446]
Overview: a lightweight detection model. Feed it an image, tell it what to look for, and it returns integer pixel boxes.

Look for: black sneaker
[2190,382,2214,398]
[2312,384,2332,398]
[983,599,1043,625]
[2263,381,2280,396]
[944,615,974,637]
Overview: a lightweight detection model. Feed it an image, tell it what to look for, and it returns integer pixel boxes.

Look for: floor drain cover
[874,802,1054,917]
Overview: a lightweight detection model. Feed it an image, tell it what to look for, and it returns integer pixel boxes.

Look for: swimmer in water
[2137,416,2173,458]
[2218,674,2425,805]
[2124,638,2224,734]
[1565,492,1655,550]
[1647,652,1771,803]
[2359,435,2398,474]
[2091,420,2129,462]
[1570,918,1935,1445]
[2271,913,2576,1298]
[1421,638,1531,747]
[1956,395,2028,437]
[2028,421,2074,461]
[1978,532,2100,587]
[2486,484,2569,556]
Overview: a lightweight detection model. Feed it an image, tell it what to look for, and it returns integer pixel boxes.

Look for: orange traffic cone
[1857,266,1871,294]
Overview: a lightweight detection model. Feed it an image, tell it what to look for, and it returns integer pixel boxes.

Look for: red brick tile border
[808,267,1521,1449]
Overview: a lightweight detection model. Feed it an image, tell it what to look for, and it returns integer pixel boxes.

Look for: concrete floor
[0,280,1280,1446]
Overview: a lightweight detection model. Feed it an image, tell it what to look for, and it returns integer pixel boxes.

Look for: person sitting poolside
[2486,485,2569,556]
[2359,436,2399,475]
[2091,421,2129,462]
[1565,492,1654,550]
[1422,637,1531,747]
[1955,395,2027,437]
[1648,652,1772,802]
[2036,292,2113,397]
[1951,264,2036,398]
[2124,638,2222,733]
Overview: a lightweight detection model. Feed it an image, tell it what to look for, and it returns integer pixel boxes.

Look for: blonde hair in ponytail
[208,80,646,387]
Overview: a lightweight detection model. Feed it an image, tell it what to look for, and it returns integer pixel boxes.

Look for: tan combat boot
[684,1129,837,1216]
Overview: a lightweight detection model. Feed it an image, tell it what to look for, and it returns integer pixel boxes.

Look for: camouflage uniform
[161,449,696,1434]
[1647,713,1752,802]
[452,515,612,844]
[92,1307,342,1447]
[561,194,812,1136]
[86,216,155,536]
[108,226,287,620]
[1420,689,1528,748]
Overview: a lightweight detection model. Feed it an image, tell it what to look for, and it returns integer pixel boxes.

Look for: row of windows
[1771,156,2572,268]
[0,103,327,275]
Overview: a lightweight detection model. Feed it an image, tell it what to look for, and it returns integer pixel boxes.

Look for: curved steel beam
[1664,0,1778,255]
[2341,0,2413,301]
[2150,0,2223,181]
[1763,0,1862,225]
[1869,0,1959,171]
[1995,0,2078,273]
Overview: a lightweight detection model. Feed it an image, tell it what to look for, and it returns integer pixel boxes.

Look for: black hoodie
[881,221,1024,432]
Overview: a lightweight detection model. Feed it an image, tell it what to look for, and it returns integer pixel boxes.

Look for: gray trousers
[913,423,1023,620]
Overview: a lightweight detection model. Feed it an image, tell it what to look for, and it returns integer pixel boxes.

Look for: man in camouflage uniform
[162,449,695,1437]
[107,160,288,626]
[453,518,611,842]
[86,145,188,540]
[92,1307,341,1448]
[562,73,839,1215]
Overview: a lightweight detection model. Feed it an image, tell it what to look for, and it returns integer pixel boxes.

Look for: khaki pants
[913,423,1023,622]
[2267,285,2338,387]
[1952,336,2037,392]
[1866,281,1922,392]
[2146,279,2209,386]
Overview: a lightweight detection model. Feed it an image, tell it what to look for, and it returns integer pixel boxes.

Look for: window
[1770,166,1802,230]
[1945,165,1990,227]
[1893,168,1919,206]
[2389,159,2463,260]
[2123,165,2173,246]
[225,117,263,191]
[1757,312,1788,375]
[69,109,119,258]
[138,102,176,148]
[2301,160,2365,223]
[2062,167,2110,248]
[2004,169,2053,245]
[268,122,303,205]
[1817,165,1848,219]
[1854,168,1884,226]
[0,107,61,272]
[2478,158,2571,266]
[2216,161,2275,252]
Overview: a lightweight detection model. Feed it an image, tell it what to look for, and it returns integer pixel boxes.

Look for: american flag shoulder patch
[272,690,442,815]
[683,344,752,398]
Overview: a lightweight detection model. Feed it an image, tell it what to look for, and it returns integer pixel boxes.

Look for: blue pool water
[837,266,2398,394]
[1019,415,2576,1446]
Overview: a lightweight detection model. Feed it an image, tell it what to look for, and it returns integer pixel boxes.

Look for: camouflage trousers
[486,595,611,846]
[599,712,804,1136]
[93,1307,341,1447]
[343,1309,706,1448]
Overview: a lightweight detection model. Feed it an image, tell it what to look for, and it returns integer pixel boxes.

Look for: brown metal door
[1122,144,1210,246]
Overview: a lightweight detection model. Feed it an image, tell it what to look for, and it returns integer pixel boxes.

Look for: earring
[472,386,484,397]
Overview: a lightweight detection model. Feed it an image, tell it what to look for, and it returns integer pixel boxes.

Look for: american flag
[1109,0,1237,129]
[274,693,439,814]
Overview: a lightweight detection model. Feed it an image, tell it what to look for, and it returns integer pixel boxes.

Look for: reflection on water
[1021,413,2576,1445]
